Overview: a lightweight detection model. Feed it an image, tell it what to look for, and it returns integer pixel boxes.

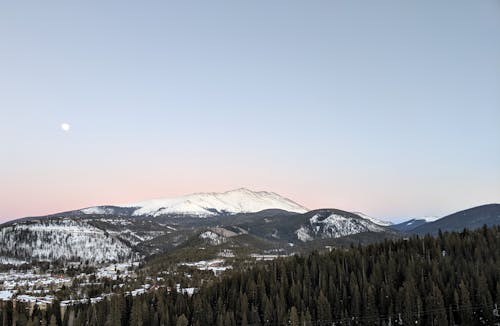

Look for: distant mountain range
[391,216,439,232]
[0,189,498,265]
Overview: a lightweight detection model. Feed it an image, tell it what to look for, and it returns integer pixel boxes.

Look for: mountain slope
[78,188,308,218]
[7,189,468,266]
[0,218,135,264]
[350,212,392,226]
[294,209,387,242]
[411,204,500,234]
[391,216,438,232]
[229,209,393,244]
[0,189,309,265]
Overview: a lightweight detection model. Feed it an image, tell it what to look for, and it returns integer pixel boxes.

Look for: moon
[61,123,71,132]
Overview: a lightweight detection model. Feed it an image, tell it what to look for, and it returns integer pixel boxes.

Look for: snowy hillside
[295,211,385,242]
[351,212,392,226]
[199,231,227,246]
[81,188,308,218]
[421,216,439,222]
[391,216,439,232]
[0,219,134,263]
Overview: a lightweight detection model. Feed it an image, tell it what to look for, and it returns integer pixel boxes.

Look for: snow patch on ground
[199,231,226,245]
[295,226,313,242]
[0,257,27,265]
[179,259,231,275]
[420,216,439,222]
[0,290,16,300]
[80,207,115,215]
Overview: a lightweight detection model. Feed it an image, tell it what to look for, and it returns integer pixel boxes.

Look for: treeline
[2,226,500,325]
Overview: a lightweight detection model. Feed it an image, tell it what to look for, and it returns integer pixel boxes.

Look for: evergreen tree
[129,297,144,326]
[288,306,299,326]
[176,314,189,326]
[49,314,57,326]
[316,290,332,325]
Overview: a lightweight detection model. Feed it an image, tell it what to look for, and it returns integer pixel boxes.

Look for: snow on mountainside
[391,216,440,232]
[80,207,115,215]
[351,212,392,226]
[81,188,308,218]
[199,231,227,246]
[295,211,385,242]
[420,216,439,222]
[0,219,134,263]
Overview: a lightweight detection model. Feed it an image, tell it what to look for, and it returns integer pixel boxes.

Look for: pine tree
[317,290,332,325]
[129,297,143,326]
[176,314,189,326]
[425,284,447,326]
[105,295,123,326]
[300,309,312,325]
[456,280,472,324]
[288,306,300,326]
[49,314,57,326]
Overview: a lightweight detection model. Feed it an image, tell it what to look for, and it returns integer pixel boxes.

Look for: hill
[411,203,500,234]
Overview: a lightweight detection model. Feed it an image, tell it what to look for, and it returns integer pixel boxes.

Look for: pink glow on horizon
[1,160,498,223]
[1,185,498,223]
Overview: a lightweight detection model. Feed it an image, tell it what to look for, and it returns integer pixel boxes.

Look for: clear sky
[1,0,499,223]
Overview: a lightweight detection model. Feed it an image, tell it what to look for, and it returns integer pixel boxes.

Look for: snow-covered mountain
[295,209,387,242]
[79,188,308,218]
[0,189,407,266]
[0,198,497,266]
[0,189,309,265]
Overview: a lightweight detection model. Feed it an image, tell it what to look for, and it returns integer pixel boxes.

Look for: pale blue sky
[1,0,499,222]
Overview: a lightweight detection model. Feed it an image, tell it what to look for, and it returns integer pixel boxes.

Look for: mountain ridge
[77,188,308,218]
[411,203,500,234]
[1,188,499,266]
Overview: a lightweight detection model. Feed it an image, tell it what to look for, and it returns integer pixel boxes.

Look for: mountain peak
[82,189,308,218]
[225,188,255,193]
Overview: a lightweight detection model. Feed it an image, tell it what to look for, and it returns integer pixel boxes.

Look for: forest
[2,225,499,325]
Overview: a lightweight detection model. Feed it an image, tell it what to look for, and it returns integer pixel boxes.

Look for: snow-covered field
[179,259,232,275]
[0,271,71,290]
[0,290,15,300]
